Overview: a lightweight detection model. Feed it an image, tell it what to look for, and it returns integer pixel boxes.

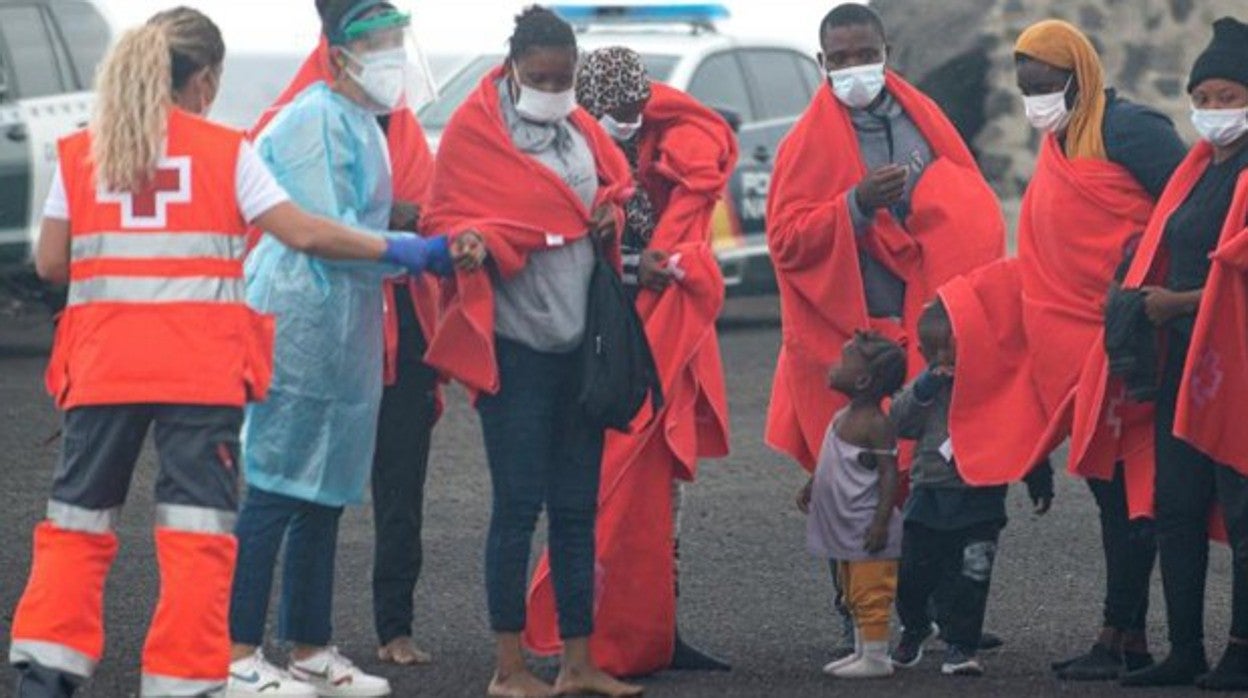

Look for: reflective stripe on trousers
[155,504,236,535]
[8,639,96,678]
[140,672,226,697]
[46,500,120,534]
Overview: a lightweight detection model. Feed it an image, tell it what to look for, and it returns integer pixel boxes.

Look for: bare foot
[554,667,643,697]
[378,636,432,666]
[488,669,556,698]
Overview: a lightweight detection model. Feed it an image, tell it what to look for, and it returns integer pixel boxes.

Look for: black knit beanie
[1188,17,1248,94]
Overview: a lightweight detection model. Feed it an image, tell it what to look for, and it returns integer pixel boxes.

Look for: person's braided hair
[854,331,908,401]
[508,5,576,62]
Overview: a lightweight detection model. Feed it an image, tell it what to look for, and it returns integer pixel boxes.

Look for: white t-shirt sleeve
[43,163,69,220]
[235,140,290,224]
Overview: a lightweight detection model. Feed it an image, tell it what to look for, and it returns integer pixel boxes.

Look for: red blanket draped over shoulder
[939,134,1155,485]
[249,38,439,389]
[523,84,735,675]
[421,66,632,394]
[1070,143,1248,517]
[765,73,1004,472]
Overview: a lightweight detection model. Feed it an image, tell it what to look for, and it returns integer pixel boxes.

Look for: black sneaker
[670,633,731,672]
[978,632,1004,652]
[891,623,937,668]
[1196,644,1248,692]
[1121,649,1208,687]
[941,646,984,677]
[1057,642,1125,681]
[1124,649,1154,673]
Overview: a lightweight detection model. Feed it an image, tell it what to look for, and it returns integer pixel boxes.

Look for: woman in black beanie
[1116,16,1248,691]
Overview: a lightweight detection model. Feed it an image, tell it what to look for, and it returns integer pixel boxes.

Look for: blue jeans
[477,338,604,640]
[229,486,344,646]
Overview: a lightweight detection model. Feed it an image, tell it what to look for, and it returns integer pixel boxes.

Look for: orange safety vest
[47,108,274,409]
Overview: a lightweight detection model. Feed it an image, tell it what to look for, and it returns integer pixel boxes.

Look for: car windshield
[419,53,678,130]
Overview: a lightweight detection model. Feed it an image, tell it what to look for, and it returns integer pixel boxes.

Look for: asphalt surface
[0,297,1236,697]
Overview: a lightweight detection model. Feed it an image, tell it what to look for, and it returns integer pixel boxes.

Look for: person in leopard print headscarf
[575,46,671,298]
[530,44,738,675]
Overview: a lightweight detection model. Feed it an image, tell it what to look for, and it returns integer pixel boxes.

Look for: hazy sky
[104,1,847,56]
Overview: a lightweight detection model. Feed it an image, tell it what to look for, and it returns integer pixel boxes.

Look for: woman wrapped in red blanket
[1071,18,1248,689]
[421,8,641,698]
[524,48,735,678]
[940,19,1187,681]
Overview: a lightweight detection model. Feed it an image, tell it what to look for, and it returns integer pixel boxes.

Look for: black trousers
[371,286,439,645]
[896,519,1002,651]
[1154,334,1248,650]
[1087,463,1156,633]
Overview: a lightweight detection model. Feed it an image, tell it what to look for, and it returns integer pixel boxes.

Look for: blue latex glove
[382,234,452,276]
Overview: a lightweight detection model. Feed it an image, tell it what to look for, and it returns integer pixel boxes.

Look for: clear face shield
[338,8,438,114]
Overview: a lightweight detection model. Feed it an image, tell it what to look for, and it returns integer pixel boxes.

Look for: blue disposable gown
[243,82,396,507]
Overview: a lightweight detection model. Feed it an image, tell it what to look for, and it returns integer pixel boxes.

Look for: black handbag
[577,239,663,432]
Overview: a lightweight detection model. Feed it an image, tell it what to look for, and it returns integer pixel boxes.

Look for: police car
[419,4,822,295]
[0,0,112,301]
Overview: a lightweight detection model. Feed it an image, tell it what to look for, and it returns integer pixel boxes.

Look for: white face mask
[600,113,643,142]
[512,69,577,123]
[1023,79,1072,133]
[1191,107,1248,147]
[345,47,407,112]
[827,62,886,110]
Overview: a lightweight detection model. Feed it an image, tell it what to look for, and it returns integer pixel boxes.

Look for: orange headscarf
[1015,19,1108,161]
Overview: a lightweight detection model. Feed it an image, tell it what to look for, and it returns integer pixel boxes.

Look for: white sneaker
[832,642,895,679]
[823,628,862,674]
[227,650,317,697]
[288,647,391,697]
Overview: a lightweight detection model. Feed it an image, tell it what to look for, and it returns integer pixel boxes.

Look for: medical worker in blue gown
[225,3,484,696]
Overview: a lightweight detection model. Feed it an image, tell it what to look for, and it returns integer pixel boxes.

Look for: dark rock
[1154,76,1183,98]
[1118,44,1150,91]
[1169,0,1194,23]
[1079,5,1105,31]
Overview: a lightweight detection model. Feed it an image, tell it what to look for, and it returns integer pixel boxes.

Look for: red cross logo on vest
[97,156,193,229]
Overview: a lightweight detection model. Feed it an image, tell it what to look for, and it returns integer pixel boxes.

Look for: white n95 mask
[1023,79,1073,133]
[1191,107,1248,147]
[513,72,577,124]
[346,47,408,112]
[600,113,643,141]
[828,62,886,109]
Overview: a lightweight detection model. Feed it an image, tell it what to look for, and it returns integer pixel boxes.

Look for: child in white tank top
[797,331,908,679]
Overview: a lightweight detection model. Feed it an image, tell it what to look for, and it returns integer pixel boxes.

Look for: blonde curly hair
[90,7,224,193]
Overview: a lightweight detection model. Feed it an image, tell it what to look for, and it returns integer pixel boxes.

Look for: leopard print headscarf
[576,47,656,251]
[576,46,652,120]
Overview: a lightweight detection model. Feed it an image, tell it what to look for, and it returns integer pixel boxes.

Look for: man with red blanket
[766,4,1003,475]
[766,3,1004,659]
[522,47,735,677]
[938,20,1186,681]
[252,0,443,666]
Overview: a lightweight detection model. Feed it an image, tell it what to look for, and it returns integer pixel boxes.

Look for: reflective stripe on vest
[154,503,236,535]
[67,275,244,306]
[47,500,120,533]
[71,231,247,262]
[140,673,225,697]
[9,639,97,678]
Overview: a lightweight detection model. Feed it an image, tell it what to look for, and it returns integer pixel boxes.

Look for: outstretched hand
[452,230,487,272]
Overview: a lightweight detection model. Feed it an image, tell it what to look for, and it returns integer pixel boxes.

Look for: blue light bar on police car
[552,4,731,26]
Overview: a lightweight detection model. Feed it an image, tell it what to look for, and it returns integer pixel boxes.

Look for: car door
[0,12,32,261]
[0,1,98,262]
[686,49,770,243]
[735,48,822,232]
